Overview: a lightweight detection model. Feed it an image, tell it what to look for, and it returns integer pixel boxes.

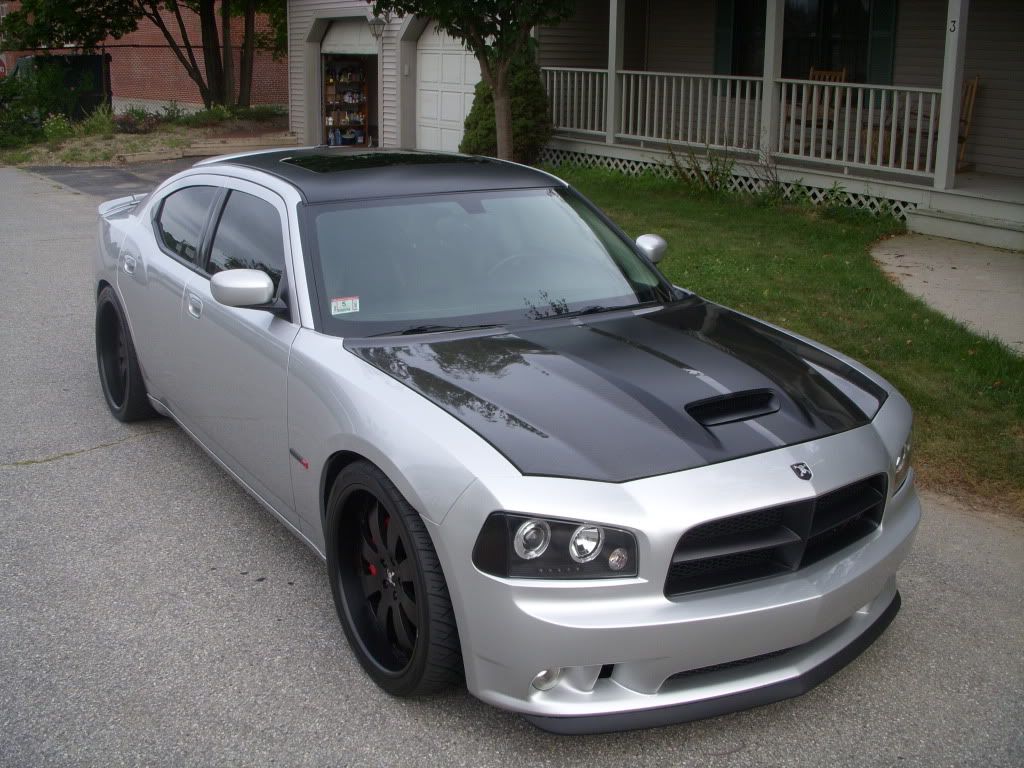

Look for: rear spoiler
[97,193,147,219]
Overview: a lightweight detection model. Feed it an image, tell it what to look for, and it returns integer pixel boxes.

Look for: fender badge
[791,462,813,480]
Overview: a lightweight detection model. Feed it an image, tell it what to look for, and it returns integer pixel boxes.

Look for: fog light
[607,547,629,571]
[514,519,551,560]
[531,668,561,691]
[569,525,603,563]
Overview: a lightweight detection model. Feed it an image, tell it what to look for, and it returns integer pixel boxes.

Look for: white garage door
[416,24,480,152]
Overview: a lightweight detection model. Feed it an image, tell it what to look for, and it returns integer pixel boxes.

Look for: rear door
[117,183,219,408]
[176,179,300,522]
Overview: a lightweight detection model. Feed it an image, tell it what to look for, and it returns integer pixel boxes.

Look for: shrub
[114,107,160,134]
[0,75,43,148]
[160,101,187,122]
[459,47,551,165]
[42,113,75,144]
[79,104,115,138]
[229,104,286,122]
[179,104,232,127]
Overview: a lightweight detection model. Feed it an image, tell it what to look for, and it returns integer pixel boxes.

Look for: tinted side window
[207,191,286,292]
[156,186,218,264]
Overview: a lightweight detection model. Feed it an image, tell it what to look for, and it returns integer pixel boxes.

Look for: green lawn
[556,167,1024,512]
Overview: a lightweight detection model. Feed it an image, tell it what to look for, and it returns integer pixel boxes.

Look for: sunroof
[281,152,483,173]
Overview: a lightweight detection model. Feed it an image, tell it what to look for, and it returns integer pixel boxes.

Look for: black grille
[665,475,887,597]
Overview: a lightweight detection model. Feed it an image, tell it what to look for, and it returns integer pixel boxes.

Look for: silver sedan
[94,148,919,733]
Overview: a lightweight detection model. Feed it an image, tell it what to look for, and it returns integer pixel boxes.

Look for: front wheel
[325,461,462,696]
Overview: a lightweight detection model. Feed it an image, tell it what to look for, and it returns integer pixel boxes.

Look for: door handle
[187,293,203,319]
[123,254,137,275]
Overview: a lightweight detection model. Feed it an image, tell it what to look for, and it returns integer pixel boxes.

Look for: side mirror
[636,234,668,264]
[210,269,275,308]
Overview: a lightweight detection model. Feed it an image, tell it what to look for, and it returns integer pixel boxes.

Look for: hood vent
[686,389,780,427]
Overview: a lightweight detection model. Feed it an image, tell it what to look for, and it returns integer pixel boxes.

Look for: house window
[718,0,893,83]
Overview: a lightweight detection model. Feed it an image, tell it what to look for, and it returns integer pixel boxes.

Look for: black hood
[346,299,887,483]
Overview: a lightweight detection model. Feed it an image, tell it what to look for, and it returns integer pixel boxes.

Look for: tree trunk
[199,0,224,105]
[237,0,256,107]
[492,68,514,161]
[221,0,234,105]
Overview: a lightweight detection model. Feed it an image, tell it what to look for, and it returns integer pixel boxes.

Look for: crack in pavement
[3,426,175,468]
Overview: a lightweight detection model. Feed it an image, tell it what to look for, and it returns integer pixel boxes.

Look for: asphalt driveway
[1,163,1022,767]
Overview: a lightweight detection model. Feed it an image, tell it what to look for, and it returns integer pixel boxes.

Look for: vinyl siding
[962,0,1024,176]
[894,0,1024,177]
[537,1,609,68]
[645,0,716,73]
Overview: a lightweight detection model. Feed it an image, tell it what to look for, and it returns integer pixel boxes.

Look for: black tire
[325,461,462,696]
[95,285,155,422]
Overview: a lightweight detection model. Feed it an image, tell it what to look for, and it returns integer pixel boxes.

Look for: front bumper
[526,588,902,734]
[430,421,921,733]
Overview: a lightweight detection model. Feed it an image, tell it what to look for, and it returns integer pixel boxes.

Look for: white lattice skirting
[539,147,919,220]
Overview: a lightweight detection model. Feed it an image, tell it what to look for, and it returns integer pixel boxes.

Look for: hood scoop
[686,389,780,427]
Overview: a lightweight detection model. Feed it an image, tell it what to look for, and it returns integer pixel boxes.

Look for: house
[286,0,1023,248]
[0,1,287,112]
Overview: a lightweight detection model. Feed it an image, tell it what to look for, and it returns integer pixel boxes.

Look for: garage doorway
[321,19,379,147]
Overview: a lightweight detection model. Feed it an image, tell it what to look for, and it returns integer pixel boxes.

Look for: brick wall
[0,1,287,108]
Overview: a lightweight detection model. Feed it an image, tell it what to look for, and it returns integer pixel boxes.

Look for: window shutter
[867,0,898,84]
[714,0,735,75]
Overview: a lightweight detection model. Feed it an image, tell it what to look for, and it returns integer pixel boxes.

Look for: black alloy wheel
[95,286,155,422]
[326,461,462,696]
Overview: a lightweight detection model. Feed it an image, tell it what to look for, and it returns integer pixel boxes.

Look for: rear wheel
[326,461,462,696]
[95,286,155,422]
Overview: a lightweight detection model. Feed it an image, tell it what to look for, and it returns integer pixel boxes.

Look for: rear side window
[155,186,218,264]
[207,190,286,292]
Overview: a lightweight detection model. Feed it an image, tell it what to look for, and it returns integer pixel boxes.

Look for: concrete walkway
[872,234,1024,354]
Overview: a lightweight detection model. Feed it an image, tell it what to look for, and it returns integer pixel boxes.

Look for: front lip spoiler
[523,590,902,735]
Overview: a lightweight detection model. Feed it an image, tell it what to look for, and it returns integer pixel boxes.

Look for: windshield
[305,187,673,336]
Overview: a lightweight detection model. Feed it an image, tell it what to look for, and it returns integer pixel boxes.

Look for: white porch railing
[617,71,763,151]
[541,68,944,180]
[543,67,608,136]
[776,79,943,176]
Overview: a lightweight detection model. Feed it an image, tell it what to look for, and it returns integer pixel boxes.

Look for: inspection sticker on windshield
[331,296,360,315]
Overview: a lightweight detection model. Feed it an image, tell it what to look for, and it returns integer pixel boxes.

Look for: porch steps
[906,207,1024,251]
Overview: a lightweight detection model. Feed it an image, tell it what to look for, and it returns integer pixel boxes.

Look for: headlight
[893,425,913,491]
[472,513,639,579]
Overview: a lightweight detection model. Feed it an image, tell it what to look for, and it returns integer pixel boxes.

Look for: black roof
[205,147,564,203]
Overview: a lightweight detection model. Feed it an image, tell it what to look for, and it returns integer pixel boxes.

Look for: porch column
[759,0,785,156]
[933,0,970,189]
[605,0,625,144]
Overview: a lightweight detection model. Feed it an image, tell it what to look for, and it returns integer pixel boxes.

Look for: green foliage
[0,0,140,50]
[459,48,551,164]
[79,104,115,138]
[253,0,288,58]
[0,75,43,148]
[42,113,75,144]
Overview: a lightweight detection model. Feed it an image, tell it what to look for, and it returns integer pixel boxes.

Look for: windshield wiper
[534,304,625,321]
[368,323,503,338]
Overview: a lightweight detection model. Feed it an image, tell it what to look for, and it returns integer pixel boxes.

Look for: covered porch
[536,0,1023,243]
